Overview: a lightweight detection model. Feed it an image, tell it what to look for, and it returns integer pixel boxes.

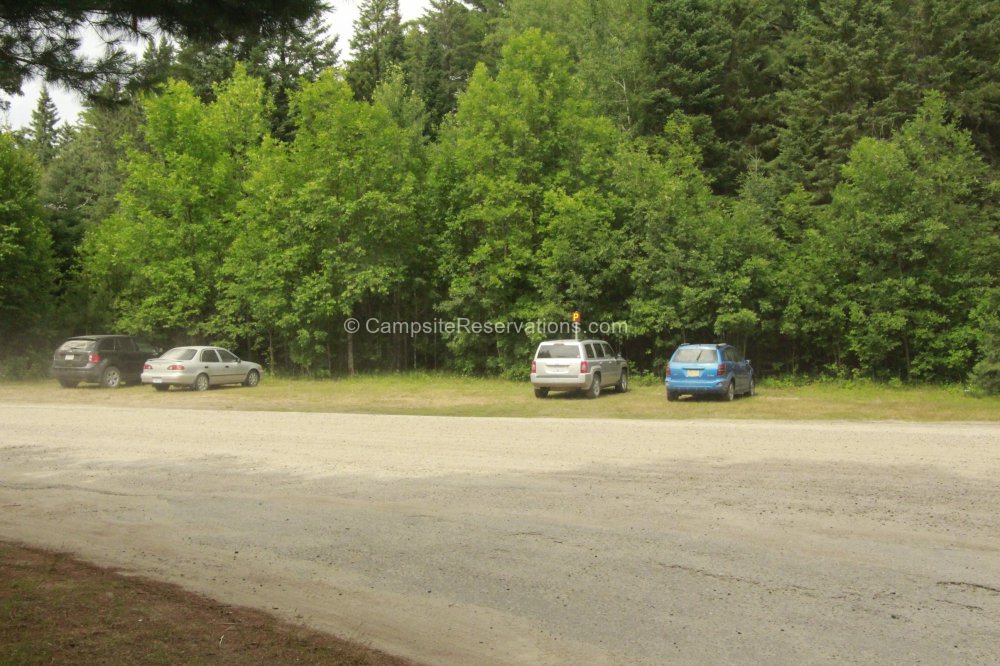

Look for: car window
[59,339,94,351]
[217,349,238,363]
[729,348,742,362]
[98,338,118,352]
[536,344,580,359]
[119,337,138,352]
[673,348,718,363]
[601,343,614,358]
[161,348,197,361]
[136,341,157,355]
[585,343,597,359]
[201,349,221,363]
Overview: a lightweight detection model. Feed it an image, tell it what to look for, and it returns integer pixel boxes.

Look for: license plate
[153,378,163,383]
[64,354,74,360]
[686,369,700,377]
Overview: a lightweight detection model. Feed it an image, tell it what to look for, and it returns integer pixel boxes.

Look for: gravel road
[1,402,998,665]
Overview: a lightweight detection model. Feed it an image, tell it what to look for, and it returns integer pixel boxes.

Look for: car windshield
[673,348,718,363]
[59,339,94,351]
[161,348,197,361]
[537,344,580,359]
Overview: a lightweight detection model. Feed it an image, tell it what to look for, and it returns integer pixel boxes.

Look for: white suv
[530,339,628,399]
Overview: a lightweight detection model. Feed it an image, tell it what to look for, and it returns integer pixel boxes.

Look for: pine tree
[27,86,61,166]
[346,0,405,100]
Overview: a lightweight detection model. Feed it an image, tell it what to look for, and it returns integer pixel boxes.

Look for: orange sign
[571,311,581,324]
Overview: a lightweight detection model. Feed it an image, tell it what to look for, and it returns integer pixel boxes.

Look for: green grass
[1,372,998,421]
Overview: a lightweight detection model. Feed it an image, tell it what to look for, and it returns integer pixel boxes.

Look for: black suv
[51,335,158,388]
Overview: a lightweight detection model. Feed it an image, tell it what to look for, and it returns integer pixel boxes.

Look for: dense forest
[1,0,998,390]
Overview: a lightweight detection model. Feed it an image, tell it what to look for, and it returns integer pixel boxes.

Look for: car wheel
[666,389,678,401]
[615,369,629,393]
[723,380,735,402]
[58,379,78,389]
[534,387,549,399]
[153,384,169,392]
[101,366,122,388]
[193,373,210,391]
[586,374,602,399]
[243,369,260,387]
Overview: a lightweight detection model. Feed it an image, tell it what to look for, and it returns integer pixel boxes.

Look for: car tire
[193,373,210,391]
[534,387,549,399]
[723,380,735,402]
[666,389,678,401]
[615,369,629,393]
[153,384,169,392]
[586,374,602,399]
[58,379,78,389]
[100,366,122,389]
[243,369,260,387]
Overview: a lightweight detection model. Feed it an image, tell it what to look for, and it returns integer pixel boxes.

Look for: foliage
[0,133,57,352]
[218,71,424,371]
[25,86,62,166]
[431,29,624,374]
[3,2,997,386]
[822,93,998,380]
[346,0,406,101]
[0,0,323,100]
[82,67,269,340]
[404,0,491,128]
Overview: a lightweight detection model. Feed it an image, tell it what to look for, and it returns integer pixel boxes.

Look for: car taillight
[531,360,536,373]
[143,363,153,370]
[167,364,185,370]
[667,363,673,376]
[88,353,101,364]
[580,360,589,374]
[718,363,727,375]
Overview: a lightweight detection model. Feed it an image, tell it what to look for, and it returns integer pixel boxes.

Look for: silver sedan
[141,346,263,391]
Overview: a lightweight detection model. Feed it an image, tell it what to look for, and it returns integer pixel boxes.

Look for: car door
[97,337,117,367]
[198,349,224,383]
[117,337,142,378]
[216,348,242,383]
[584,343,601,385]
[600,342,621,385]
[728,347,749,392]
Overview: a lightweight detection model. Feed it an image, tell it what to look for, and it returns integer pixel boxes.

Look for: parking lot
[2,401,999,664]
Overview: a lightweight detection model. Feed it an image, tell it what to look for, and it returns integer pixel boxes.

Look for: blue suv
[665,343,755,401]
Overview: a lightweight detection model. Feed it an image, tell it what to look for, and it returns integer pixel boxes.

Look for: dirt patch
[0,540,415,666]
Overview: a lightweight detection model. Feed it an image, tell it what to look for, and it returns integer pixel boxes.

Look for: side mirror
[746,358,752,365]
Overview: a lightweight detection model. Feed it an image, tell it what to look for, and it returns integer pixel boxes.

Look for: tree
[82,67,269,340]
[823,92,999,380]
[346,0,405,100]
[432,29,624,374]
[166,13,338,140]
[498,0,650,132]
[969,289,1000,394]
[26,85,62,166]
[39,99,141,282]
[0,0,324,99]
[0,133,57,354]
[404,0,491,128]
[219,71,424,372]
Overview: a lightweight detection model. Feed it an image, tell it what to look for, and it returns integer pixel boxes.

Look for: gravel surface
[1,402,998,665]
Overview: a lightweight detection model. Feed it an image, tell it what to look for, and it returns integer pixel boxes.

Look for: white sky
[2,0,429,130]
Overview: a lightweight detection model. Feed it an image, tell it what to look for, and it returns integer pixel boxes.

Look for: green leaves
[822,92,998,379]
[82,66,268,340]
[0,133,56,351]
